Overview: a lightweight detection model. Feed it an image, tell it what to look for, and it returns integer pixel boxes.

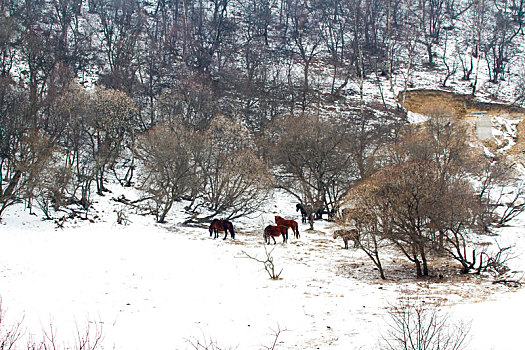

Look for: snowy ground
[1,184,524,350]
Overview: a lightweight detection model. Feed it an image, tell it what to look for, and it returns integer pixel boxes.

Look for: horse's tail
[229,222,235,239]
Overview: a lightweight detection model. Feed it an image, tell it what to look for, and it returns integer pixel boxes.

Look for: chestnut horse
[264,225,288,244]
[209,219,235,240]
[275,215,300,239]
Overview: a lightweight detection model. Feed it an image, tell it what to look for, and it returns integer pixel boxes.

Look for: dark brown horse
[296,203,308,223]
[209,219,235,240]
[275,215,300,239]
[263,225,288,244]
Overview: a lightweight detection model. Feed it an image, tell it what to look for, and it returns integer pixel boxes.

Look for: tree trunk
[426,43,433,65]
[420,246,429,276]
[414,255,423,278]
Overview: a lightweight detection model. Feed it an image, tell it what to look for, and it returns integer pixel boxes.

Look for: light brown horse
[209,219,235,240]
[333,229,359,249]
[263,225,289,244]
[275,215,300,239]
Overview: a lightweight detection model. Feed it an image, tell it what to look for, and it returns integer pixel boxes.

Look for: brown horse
[275,215,300,239]
[264,225,288,244]
[209,219,235,240]
[333,229,359,249]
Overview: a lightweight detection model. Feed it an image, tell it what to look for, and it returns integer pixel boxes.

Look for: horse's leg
[272,236,277,245]
[344,239,348,249]
[223,229,227,240]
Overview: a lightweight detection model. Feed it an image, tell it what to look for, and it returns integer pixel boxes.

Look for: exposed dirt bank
[401,89,525,119]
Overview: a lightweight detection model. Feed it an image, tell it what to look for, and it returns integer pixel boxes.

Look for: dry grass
[508,118,525,156]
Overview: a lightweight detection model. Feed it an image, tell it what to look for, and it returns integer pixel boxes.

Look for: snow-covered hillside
[0,181,524,350]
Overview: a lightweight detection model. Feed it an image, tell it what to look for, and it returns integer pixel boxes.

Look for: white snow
[1,184,524,349]
[407,111,430,124]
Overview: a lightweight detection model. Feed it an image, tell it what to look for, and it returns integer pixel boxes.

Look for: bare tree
[191,115,273,220]
[269,113,360,227]
[483,0,524,84]
[342,184,388,279]
[136,123,196,223]
[343,115,495,278]
[380,298,471,350]
[87,88,138,196]
[417,0,447,66]
[400,0,421,108]
[0,300,103,350]
[286,1,322,112]
[242,246,283,280]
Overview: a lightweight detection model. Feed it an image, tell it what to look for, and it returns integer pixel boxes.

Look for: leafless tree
[343,114,506,278]
[342,184,389,280]
[136,123,196,223]
[380,298,471,350]
[242,246,283,280]
[483,0,524,84]
[269,113,360,225]
[191,115,273,220]
[261,324,288,350]
[0,300,103,350]
[87,88,138,196]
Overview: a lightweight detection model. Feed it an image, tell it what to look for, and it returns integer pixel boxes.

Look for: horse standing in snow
[296,203,308,223]
[209,219,235,240]
[333,229,359,249]
[263,225,289,244]
[275,215,300,239]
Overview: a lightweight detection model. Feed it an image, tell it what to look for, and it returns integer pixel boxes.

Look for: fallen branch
[492,279,523,288]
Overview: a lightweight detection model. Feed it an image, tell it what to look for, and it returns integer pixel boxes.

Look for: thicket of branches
[341,109,522,279]
[0,301,103,350]
[380,298,471,350]
[0,0,523,226]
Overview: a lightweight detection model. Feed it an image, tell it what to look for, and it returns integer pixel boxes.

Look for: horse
[209,219,235,240]
[296,203,308,223]
[296,202,327,222]
[333,229,359,249]
[275,215,300,239]
[263,225,288,244]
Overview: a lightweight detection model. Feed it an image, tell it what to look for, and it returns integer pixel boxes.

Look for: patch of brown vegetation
[508,118,525,156]
[401,89,525,119]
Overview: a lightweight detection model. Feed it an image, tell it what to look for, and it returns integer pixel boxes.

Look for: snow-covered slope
[0,184,524,349]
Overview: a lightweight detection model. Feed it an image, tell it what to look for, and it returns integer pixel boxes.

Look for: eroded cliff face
[400,89,525,119]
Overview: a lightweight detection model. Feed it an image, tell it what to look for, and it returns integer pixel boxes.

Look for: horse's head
[296,204,301,212]
[333,230,342,239]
